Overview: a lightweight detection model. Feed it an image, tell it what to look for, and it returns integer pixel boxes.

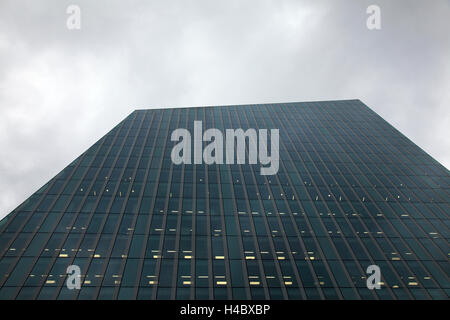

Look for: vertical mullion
[132,110,165,299]
[151,108,177,299]
[219,106,252,300]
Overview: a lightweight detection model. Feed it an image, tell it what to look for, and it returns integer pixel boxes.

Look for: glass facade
[0,99,448,300]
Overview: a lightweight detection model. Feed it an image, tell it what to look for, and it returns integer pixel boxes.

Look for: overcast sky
[0,0,449,220]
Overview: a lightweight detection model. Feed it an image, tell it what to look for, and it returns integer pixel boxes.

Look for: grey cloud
[0,0,449,219]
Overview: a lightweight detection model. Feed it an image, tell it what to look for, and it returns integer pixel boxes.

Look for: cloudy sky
[0,0,449,220]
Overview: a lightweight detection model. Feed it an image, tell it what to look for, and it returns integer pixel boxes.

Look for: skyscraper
[0,100,448,300]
